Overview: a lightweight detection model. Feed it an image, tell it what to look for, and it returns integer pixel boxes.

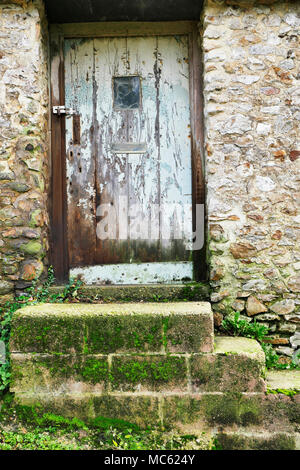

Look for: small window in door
[113,76,141,110]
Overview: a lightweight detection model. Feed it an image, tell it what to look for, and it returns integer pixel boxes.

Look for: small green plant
[61,277,83,301]
[222,312,300,371]
[222,311,268,342]
[0,298,25,392]
[26,265,56,303]
[262,343,299,370]
[0,430,81,450]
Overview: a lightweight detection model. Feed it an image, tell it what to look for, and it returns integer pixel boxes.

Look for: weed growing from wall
[222,312,300,370]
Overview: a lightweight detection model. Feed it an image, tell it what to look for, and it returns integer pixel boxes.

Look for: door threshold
[49,283,210,302]
[70,262,193,285]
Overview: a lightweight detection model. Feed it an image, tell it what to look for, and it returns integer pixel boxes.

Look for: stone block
[48,283,210,302]
[110,355,187,392]
[10,353,109,395]
[16,393,161,429]
[163,391,300,433]
[190,337,266,393]
[216,432,297,450]
[165,303,214,353]
[266,370,300,391]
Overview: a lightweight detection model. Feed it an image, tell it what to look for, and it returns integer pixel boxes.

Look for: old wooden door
[64,34,194,284]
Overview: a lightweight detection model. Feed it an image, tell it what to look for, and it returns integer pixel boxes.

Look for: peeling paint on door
[64,35,193,284]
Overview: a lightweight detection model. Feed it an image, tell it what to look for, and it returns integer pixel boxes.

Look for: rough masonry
[0,0,49,303]
[203,0,300,357]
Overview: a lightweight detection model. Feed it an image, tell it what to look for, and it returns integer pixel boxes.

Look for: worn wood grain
[50,22,196,39]
[189,29,206,280]
[65,36,193,268]
[50,31,69,282]
[51,22,205,282]
[65,38,96,267]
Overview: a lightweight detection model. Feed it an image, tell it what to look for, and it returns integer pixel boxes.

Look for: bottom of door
[70,262,193,285]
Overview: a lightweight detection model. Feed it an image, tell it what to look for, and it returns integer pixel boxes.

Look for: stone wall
[202,0,300,355]
[0,0,49,303]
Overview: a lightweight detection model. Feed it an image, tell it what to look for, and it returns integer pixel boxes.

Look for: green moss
[111,356,187,391]
[11,315,85,353]
[267,388,299,397]
[216,432,296,450]
[162,317,169,350]
[29,209,42,228]
[13,403,88,431]
[20,241,42,255]
[203,392,262,426]
[86,315,163,354]
[89,415,140,432]
[11,355,110,391]
[177,283,210,301]
[80,358,109,384]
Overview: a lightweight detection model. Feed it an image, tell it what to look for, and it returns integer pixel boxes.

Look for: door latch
[53,106,74,116]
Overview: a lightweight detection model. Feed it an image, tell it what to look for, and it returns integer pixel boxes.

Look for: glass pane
[113,76,140,110]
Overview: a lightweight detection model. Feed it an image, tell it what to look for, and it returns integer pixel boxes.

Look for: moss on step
[16,394,161,429]
[266,370,300,392]
[165,312,214,353]
[9,390,300,435]
[189,336,266,393]
[10,354,110,394]
[216,432,296,450]
[48,283,210,303]
[110,355,187,392]
[10,302,213,354]
[163,393,263,428]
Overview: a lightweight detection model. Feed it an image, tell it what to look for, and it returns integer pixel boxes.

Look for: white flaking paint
[70,262,193,285]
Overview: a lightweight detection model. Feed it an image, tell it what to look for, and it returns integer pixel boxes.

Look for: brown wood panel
[50,31,69,282]
[50,21,196,39]
[189,29,206,281]
[64,38,97,268]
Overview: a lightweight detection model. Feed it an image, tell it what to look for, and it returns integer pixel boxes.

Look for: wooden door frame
[49,21,206,283]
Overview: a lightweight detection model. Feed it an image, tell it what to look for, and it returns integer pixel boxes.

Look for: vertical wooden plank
[94,37,130,264]
[50,27,69,282]
[158,35,192,263]
[124,36,159,261]
[64,38,96,267]
[189,27,206,280]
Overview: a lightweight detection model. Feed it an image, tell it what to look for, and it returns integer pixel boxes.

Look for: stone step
[214,432,300,450]
[191,336,266,393]
[49,283,210,302]
[11,336,265,396]
[10,298,300,449]
[12,387,300,449]
[266,370,300,392]
[10,302,214,354]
